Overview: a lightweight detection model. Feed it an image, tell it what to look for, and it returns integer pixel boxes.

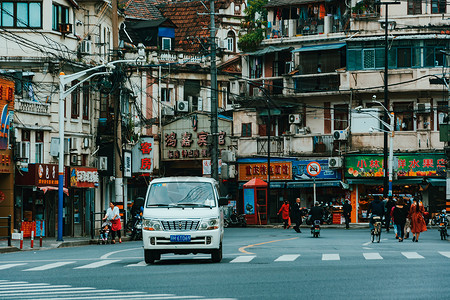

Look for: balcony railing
[17,99,50,115]
[158,53,203,64]
[313,135,334,153]
[292,73,340,93]
[257,136,284,155]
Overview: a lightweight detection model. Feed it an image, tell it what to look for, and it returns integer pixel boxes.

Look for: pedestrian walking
[277,200,290,229]
[343,200,352,229]
[291,198,303,233]
[385,196,395,232]
[103,202,122,244]
[409,198,427,242]
[392,198,407,242]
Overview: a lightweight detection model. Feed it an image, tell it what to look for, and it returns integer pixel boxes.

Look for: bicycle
[371,216,382,243]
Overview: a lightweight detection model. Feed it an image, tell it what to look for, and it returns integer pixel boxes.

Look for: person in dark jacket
[291,198,303,233]
[384,196,395,232]
[367,196,385,231]
[309,202,324,224]
[392,198,407,242]
[343,200,352,229]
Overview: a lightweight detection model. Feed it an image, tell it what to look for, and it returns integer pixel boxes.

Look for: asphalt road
[0,227,449,300]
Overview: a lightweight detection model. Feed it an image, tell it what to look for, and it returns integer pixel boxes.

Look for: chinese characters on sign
[238,162,292,181]
[0,78,14,150]
[70,167,99,188]
[132,137,154,173]
[345,154,447,178]
[0,152,11,173]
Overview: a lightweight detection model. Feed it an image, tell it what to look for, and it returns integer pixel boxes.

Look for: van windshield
[146,182,216,207]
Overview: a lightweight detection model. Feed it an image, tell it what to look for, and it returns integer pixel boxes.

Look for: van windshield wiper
[178,203,213,208]
[147,204,179,207]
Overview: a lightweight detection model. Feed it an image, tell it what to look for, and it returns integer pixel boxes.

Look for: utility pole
[112,0,123,205]
[209,0,219,181]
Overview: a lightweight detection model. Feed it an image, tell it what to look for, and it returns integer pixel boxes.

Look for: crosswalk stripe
[230,256,255,263]
[402,252,424,259]
[39,294,201,300]
[74,260,119,269]
[0,285,71,292]
[274,254,300,262]
[0,289,118,297]
[23,261,75,271]
[322,254,340,261]
[0,263,26,270]
[439,251,450,258]
[0,287,96,295]
[363,253,383,260]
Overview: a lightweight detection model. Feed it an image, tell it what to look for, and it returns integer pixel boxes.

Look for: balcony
[312,135,334,153]
[257,136,284,156]
[291,73,340,93]
[17,99,50,115]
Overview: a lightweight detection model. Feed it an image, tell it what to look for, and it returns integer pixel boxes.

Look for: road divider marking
[274,254,300,262]
[126,261,147,267]
[23,261,75,271]
[363,253,383,260]
[230,256,256,263]
[401,252,424,259]
[439,251,450,258]
[322,254,340,261]
[74,259,120,269]
[0,263,26,270]
[100,247,142,260]
[238,237,299,254]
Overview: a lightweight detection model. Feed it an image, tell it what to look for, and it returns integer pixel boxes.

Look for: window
[162,37,171,50]
[82,83,89,120]
[0,1,42,28]
[227,31,235,52]
[408,0,422,15]
[52,4,69,31]
[242,123,252,137]
[437,101,448,130]
[161,88,171,102]
[71,81,79,119]
[425,47,445,67]
[250,57,263,79]
[394,102,414,131]
[397,48,412,68]
[333,104,348,131]
[431,0,446,13]
[20,130,30,161]
[35,131,43,163]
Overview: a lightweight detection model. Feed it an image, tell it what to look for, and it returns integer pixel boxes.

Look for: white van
[142,177,228,264]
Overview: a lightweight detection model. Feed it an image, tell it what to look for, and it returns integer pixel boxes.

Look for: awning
[427,178,446,186]
[38,186,69,196]
[292,43,346,53]
[346,34,450,42]
[239,181,286,189]
[246,46,292,56]
[286,180,342,188]
[346,178,424,185]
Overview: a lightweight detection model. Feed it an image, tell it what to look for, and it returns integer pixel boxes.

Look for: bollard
[20,231,23,250]
[31,231,34,248]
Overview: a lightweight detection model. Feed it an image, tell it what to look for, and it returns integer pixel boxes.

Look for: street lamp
[57,50,145,241]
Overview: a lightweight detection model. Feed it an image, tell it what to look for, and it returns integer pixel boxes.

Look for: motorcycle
[130,213,143,241]
[311,219,321,238]
[437,211,448,240]
[224,207,246,228]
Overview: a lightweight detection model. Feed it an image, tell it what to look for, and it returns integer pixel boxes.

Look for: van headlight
[142,219,163,231]
[199,218,219,230]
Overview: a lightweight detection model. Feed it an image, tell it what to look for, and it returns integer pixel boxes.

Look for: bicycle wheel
[371,230,375,243]
[376,224,381,243]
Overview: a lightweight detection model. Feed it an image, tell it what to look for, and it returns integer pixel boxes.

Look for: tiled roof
[120,0,164,20]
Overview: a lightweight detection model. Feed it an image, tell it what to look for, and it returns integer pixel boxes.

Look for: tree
[238,0,268,52]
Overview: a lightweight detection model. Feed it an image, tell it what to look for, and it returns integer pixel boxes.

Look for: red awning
[38,186,69,196]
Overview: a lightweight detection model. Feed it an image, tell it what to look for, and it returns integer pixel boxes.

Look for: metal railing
[0,215,12,247]
[90,211,105,240]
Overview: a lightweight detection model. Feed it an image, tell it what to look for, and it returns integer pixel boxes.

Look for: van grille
[161,220,200,231]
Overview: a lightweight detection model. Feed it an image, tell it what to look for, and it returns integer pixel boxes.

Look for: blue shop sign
[292,160,340,180]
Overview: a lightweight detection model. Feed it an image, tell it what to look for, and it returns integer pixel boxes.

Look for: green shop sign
[345,154,446,178]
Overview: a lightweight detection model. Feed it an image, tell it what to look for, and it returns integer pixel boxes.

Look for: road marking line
[74,260,119,269]
[439,251,450,258]
[322,254,340,261]
[0,281,28,285]
[23,261,75,271]
[402,252,424,259]
[230,256,255,263]
[100,247,142,260]
[40,294,202,299]
[363,253,383,260]
[274,254,300,262]
[0,263,26,270]
[0,285,71,291]
[126,261,147,267]
[0,289,119,296]
[0,287,96,294]
[238,237,299,254]
[362,241,372,246]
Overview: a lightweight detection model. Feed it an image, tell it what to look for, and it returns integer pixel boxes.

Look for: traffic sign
[306,162,321,177]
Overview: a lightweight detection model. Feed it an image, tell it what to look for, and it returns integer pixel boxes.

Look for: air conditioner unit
[198,97,203,111]
[285,61,293,73]
[70,154,79,166]
[289,114,302,124]
[70,138,78,151]
[328,157,343,169]
[333,129,348,141]
[82,138,90,149]
[99,156,108,171]
[80,40,92,54]
[416,103,431,114]
[161,105,175,116]
[221,150,236,163]
[58,23,72,34]
[177,100,189,112]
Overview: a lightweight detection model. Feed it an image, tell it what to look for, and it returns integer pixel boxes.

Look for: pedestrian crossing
[0,251,448,271]
[0,280,234,300]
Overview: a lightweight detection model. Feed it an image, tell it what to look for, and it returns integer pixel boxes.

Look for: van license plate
[170,235,191,242]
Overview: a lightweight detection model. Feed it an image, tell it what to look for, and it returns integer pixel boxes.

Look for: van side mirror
[218,196,229,206]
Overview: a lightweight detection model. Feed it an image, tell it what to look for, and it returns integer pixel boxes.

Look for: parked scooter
[437,210,448,240]
[224,207,246,228]
[311,220,321,238]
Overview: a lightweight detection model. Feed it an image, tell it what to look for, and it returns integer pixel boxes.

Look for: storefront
[15,164,68,237]
[345,153,446,223]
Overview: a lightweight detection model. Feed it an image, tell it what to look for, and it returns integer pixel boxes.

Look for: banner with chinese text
[238,162,292,181]
[132,137,154,173]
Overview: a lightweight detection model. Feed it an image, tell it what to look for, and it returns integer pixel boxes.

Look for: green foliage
[238,28,265,52]
[238,0,268,52]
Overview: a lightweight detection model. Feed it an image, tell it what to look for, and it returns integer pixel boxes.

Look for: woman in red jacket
[409,198,427,242]
[278,200,290,229]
